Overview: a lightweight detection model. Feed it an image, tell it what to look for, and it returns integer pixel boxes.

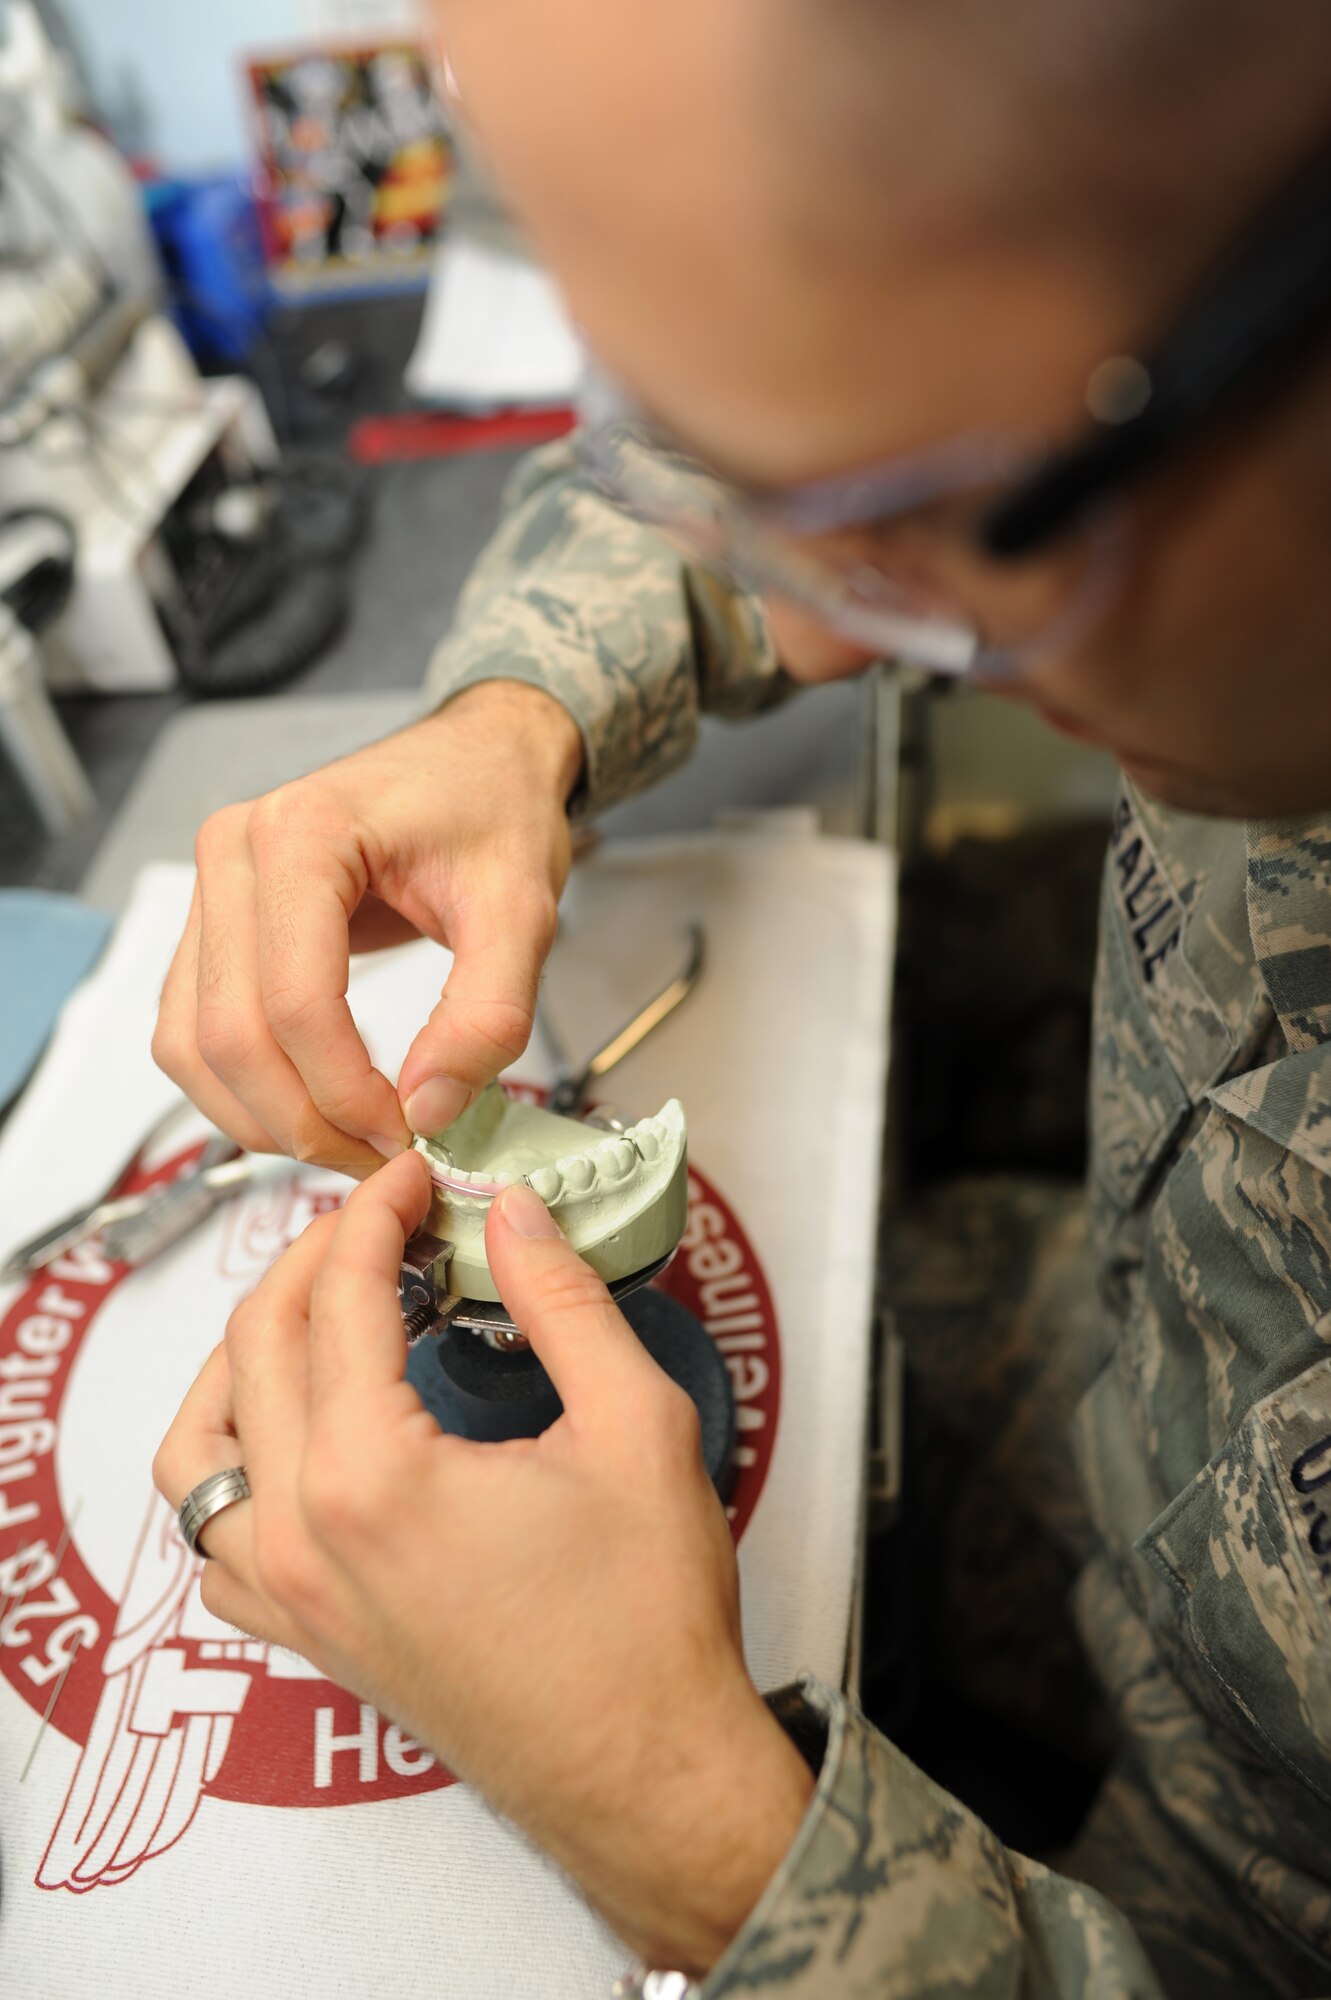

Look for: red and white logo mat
[0,1147,778,1891]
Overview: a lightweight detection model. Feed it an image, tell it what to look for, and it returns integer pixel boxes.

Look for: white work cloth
[0,829,891,1999]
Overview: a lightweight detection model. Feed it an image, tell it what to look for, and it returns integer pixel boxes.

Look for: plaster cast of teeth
[412,1081,688,1302]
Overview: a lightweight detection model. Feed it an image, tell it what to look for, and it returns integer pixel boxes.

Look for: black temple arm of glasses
[983,138,1331,560]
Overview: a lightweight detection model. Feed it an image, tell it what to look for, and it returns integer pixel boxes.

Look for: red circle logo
[0,1141,780,1887]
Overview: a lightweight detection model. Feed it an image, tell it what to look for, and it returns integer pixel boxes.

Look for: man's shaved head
[436,0,1331,815]
[770,0,1331,282]
[801,0,1312,107]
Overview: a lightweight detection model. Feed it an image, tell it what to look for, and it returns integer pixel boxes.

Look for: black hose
[175,449,368,697]
[176,563,349,697]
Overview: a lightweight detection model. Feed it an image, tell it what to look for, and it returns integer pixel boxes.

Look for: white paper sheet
[405,236,583,408]
[0,831,892,1998]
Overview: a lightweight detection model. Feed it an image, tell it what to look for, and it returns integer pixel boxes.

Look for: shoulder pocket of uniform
[1092,890,1193,1211]
[1138,1355,1331,1804]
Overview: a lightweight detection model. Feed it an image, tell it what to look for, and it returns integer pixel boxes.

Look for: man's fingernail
[499,1182,563,1240]
[371,1134,407,1161]
[404,1077,473,1137]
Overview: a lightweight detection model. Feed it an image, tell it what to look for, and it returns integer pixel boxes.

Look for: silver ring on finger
[178,1466,251,1558]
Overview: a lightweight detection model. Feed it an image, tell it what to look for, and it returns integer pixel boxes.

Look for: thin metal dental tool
[15,1497,85,1783]
[0,1101,199,1282]
[20,1635,83,1782]
[99,1144,277,1267]
[0,1496,82,1642]
[545,924,704,1115]
[3,1145,289,1282]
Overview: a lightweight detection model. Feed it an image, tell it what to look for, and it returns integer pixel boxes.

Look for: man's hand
[152,684,582,1173]
[153,1157,813,1975]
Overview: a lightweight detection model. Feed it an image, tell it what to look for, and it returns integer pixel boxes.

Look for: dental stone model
[412,1081,688,1302]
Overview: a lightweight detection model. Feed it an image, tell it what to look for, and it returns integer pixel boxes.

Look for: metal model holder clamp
[399,1231,462,1343]
[398,1230,674,1352]
[396,1232,729,1485]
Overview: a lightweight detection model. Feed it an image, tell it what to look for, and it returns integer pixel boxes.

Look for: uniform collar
[1247,822,1331,1053]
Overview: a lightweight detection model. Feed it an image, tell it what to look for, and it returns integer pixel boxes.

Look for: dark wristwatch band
[765,1683,831,1779]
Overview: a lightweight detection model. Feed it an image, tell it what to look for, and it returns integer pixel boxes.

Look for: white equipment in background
[0,1,278,697]
[0,595,91,834]
[0,488,92,833]
[0,317,277,693]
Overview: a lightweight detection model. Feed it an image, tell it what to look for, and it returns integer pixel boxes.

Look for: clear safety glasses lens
[582,424,1123,680]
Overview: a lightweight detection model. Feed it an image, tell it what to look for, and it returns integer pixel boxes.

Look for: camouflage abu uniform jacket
[426,442,1331,1998]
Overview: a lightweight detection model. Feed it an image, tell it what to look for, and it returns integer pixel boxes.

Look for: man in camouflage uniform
[150,1,1331,1992]
[410,438,1331,1995]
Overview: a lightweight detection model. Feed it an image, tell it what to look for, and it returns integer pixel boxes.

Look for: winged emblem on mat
[39,1495,260,1891]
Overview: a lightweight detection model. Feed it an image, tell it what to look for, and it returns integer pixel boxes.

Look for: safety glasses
[579,139,1331,680]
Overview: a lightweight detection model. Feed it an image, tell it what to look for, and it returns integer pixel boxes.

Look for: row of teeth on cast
[415,1102,684,1206]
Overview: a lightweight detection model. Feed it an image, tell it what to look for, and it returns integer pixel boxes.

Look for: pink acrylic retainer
[420,1159,509,1203]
